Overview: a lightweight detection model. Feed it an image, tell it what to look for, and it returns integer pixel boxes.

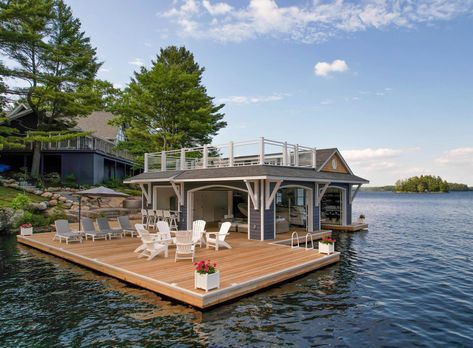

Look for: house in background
[0,104,135,184]
[125,138,369,240]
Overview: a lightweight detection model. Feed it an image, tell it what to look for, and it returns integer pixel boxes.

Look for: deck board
[17,232,339,308]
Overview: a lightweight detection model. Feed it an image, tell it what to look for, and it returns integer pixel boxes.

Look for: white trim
[260,180,264,240]
[139,183,150,203]
[265,179,282,210]
[176,176,268,183]
[350,184,362,204]
[321,185,348,226]
[317,183,330,206]
[170,181,183,206]
[244,180,259,211]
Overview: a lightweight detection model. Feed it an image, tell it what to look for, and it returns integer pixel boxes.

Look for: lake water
[1,192,472,347]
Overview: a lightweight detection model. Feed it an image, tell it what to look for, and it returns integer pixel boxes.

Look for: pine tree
[0,75,23,151]
[0,0,103,177]
[110,46,226,158]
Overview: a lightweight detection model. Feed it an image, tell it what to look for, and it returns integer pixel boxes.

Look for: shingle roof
[124,165,369,184]
[74,112,118,141]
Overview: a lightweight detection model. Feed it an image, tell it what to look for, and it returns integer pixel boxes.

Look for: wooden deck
[321,223,369,232]
[17,232,339,309]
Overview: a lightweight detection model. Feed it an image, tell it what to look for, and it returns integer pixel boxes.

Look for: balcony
[144,138,317,172]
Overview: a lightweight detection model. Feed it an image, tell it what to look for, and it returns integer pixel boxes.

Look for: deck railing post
[295,144,299,167]
[312,147,317,169]
[180,148,186,170]
[229,141,234,167]
[283,142,288,166]
[161,151,166,171]
[259,137,265,165]
[144,153,149,173]
[203,145,208,169]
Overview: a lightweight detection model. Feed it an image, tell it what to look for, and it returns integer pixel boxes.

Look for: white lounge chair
[96,218,123,239]
[135,224,168,260]
[192,220,206,247]
[206,221,232,251]
[133,224,160,253]
[175,230,195,262]
[82,218,109,241]
[53,220,83,244]
[117,216,137,237]
[155,221,176,245]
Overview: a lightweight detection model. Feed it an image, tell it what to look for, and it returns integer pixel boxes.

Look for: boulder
[37,202,49,211]
[58,196,67,202]
[51,193,60,200]
[41,192,53,198]
[34,190,44,196]
[48,199,58,207]
[0,208,15,233]
[63,202,73,209]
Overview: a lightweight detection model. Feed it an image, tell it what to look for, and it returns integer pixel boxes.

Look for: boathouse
[125,138,369,239]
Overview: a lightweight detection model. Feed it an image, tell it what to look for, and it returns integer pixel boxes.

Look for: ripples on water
[1,192,472,347]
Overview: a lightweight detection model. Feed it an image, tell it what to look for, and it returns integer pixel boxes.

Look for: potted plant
[20,223,33,236]
[194,260,219,292]
[318,236,336,255]
[358,214,366,223]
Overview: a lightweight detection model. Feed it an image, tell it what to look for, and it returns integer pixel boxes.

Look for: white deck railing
[144,137,317,173]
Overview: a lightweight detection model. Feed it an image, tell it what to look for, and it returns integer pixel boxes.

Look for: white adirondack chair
[135,224,168,260]
[174,230,195,262]
[155,221,176,245]
[192,220,206,247]
[206,222,232,251]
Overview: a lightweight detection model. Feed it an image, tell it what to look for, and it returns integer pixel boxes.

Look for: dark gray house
[0,104,134,184]
[124,138,369,241]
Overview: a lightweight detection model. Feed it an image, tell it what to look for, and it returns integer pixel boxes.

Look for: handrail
[291,231,299,249]
[305,233,314,250]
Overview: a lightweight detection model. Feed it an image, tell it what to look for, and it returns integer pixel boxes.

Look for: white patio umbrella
[74,186,128,231]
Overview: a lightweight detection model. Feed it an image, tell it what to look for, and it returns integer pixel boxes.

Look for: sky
[65,0,473,186]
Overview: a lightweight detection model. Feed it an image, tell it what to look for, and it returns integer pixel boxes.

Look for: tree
[0,75,23,151]
[110,46,226,159]
[0,0,103,177]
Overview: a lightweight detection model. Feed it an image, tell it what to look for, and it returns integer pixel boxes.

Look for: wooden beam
[317,182,330,206]
[170,182,183,206]
[244,180,259,210]
[265,180,282,209]
[139,183,150,203]
[350,184,362,204]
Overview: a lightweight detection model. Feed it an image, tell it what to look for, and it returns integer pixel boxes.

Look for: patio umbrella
[74,186,128,231]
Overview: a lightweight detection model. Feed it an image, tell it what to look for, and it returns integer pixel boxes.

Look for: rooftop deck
[17,231,339,309]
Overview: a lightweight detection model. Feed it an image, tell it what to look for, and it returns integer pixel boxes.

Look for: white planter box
[20,227,33,236]
[195,271,220,292]
[318,242,335,255]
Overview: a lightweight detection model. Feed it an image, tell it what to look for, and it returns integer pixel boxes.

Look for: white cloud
[128,58,144,67]
[217,93,290,104]
[436,148,473,165]
[342,148,404,162]
[202,0,232,15]
[99,67,110,73]
[314,59,348,77]
[160,0,473,43]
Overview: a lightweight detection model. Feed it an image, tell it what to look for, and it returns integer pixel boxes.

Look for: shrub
[10,193,32,210]
[43,172,61,186]
[15,211,49,228]
[103,177,121,188]
[47,208,67,223]
[62,173,78,188]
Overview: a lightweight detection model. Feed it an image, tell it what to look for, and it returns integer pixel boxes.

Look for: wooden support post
[203,145,208,169]
[161,151,166,171]
[265,180,282,209]
[244,180,259,210]
[259,137,265,165]
[229,141,234,167]
[180,148,186,170]
[350,184,362,204]
[144,153,149,173]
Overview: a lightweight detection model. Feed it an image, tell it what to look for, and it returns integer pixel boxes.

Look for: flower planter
[318,241,335,255]
[195,271,220,292]
[20,227,33,236]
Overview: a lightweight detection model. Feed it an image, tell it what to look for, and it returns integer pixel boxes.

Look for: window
[296,188,305,206]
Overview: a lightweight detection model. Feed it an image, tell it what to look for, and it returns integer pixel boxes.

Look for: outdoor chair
[117,216,138,238]
[192,220,206,247]
[206,222,232,251]
[133,224,160,253]
[169,211,179,231]
[53,219,83,244]
[96,218,124,239]
[141,209,148,225]
[174,230,195,262]
[135,224,168,260]
[155,221,176,245]
[147,210,157,230]
[156,210,164,222]
[82,217,109,241]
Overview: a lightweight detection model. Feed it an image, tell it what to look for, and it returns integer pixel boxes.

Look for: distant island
[362,175,471,193]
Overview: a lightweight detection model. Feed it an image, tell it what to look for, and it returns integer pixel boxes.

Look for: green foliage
[110,46,226,156]
[0,0,106,176]
[42,171,61,186]
[15,211,49,228]
[395,175,450,193]
[103,177,121,188]
[47,207,66,222]
[448,182,470,191]
[61,173,77,188]
[0,186,43,208]
[10,193,32,210]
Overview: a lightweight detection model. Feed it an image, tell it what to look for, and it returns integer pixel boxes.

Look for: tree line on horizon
[0,0,226,177]
[394,175,469,193]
